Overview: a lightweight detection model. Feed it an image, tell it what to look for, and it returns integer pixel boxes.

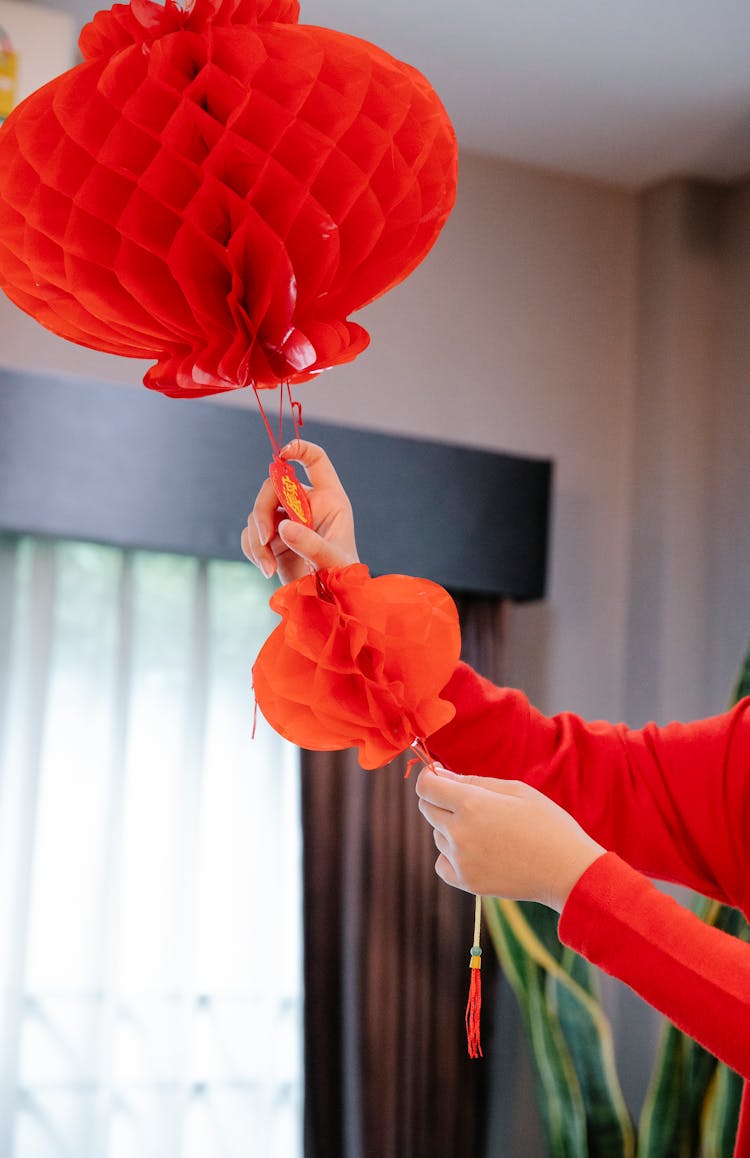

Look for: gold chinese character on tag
[269,457,313,526]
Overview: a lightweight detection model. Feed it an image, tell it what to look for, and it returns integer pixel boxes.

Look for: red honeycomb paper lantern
[0,0,457,397]
[252,564,461,770]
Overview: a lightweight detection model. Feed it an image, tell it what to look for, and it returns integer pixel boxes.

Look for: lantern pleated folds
[0,0,457,397]
[252,564,461,769]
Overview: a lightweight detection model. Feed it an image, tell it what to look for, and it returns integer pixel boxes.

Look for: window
[0,535,302,1158]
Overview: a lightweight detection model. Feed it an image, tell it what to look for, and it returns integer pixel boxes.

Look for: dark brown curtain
[302,594,507,1158]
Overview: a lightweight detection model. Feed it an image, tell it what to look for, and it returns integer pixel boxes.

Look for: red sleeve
[558,853,750,1081]
[429,663,750,908]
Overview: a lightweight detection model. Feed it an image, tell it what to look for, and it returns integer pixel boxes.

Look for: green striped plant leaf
[550,945,635,1158]
[729,642,750,704]
[701,1057,746,1158]
[484,897,634,1157]
[638,897,749,1157]
[484,896,588,1156]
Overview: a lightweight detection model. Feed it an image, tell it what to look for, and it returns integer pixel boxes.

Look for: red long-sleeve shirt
[428,663,750,1155]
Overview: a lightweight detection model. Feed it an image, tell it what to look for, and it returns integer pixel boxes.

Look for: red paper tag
[269,458,313,526]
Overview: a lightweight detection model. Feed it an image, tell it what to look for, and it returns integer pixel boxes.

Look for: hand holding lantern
[247,444,461,771]
[242,440,359,583]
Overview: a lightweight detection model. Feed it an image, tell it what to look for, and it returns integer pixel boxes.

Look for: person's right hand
[416,766,606,913]
[241,439,360,585]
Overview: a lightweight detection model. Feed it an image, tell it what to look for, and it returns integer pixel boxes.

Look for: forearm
[429,664,663,869]
[429,663,750,906]
[559,853,750,1080]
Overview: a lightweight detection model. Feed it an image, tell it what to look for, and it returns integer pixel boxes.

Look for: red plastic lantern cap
[252,563,461,769]
[0,0,457,397]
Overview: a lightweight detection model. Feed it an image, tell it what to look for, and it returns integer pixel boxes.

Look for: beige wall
[627,183,725,724]
[709,185,750,711]
[288,154,640,722]
[3,151,746,726]
[626,181,750,723]
[0,0,75,104]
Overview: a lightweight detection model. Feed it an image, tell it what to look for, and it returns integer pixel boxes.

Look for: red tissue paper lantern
[252,563,461,770]
[0,0,457,397]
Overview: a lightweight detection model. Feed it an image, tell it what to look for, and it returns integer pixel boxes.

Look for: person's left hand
[241,439,359,584]
[416,766,606,912]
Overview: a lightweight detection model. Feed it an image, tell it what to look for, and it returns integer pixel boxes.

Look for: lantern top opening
[80,0,301,59]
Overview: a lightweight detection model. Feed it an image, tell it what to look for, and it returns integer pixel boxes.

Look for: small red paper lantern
[252,563,461,769]
[0,0,457,397]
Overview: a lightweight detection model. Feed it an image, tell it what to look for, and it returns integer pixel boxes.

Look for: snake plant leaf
[729,639,750,704]
[701,1059,746,1158]
[698,903,750,1157]
[550,948,635,1158]
[699,905,750,1156]
[638,1013,708,1157]
[526,952,590,1158]
[637,897,727,1156]
[484,896,588,1156]
[485,897,634,1157]
[503,900,635,1156]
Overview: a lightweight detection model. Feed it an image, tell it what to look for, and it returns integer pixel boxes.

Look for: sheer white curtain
[0,534,302,1158]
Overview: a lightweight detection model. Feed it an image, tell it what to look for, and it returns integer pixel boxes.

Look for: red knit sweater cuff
[558,850,631,950]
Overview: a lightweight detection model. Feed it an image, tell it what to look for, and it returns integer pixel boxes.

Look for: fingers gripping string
[407,738,435,778]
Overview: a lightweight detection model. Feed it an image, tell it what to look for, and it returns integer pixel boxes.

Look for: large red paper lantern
[0,0,457,397]
[252,563,461,769]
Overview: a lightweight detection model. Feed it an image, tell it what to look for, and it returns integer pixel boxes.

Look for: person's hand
[416,766,606,912]
[242,439,359,585]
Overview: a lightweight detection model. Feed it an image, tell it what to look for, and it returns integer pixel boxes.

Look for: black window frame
[0,368,551,599]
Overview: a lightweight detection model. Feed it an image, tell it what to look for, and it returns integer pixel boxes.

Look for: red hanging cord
[278,381,285,450]
[286,382,304,441]
[253,384,281,457]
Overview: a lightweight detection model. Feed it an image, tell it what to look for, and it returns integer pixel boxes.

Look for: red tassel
[465,948,483,1058]
[465,894,483,1058]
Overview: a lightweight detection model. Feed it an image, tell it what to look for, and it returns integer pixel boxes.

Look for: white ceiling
[301,0,750,190]
[51,0,750,190]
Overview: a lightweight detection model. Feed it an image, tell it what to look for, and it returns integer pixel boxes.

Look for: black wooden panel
[0,369,552,600]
